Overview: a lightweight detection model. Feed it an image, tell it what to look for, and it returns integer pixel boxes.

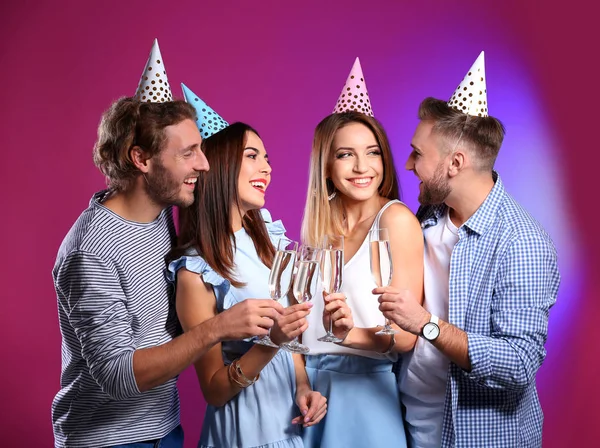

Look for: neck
[340,194,387,234]
[230,205,244,232]
[102,177,165,223]
[445,170,495,227]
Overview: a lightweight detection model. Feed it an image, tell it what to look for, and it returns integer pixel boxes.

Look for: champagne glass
[318,235,344,343]
[369,228,398,335]
[280,245,320,354]
[254,238,298,347]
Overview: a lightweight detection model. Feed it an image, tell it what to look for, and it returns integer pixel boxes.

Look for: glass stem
[328,314,335,335]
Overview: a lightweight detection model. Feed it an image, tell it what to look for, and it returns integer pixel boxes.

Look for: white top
[398,209,459,448]
[304,200,402,360]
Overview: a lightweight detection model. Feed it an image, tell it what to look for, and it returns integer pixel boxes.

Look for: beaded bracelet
[227,359,260,388]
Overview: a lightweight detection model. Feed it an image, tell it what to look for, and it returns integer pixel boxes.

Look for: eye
[368,149,382,156]
[183,150,193,158]
[246,152,257,160]
[335,152,352,159]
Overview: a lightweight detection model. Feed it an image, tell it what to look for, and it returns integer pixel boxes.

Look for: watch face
[423,323,440,340]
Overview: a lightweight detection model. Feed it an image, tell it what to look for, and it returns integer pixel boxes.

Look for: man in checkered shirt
[375,53,560,447]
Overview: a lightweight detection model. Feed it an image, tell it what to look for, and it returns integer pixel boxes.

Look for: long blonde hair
[301,111,400,246]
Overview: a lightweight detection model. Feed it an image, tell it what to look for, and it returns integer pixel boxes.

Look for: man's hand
[270,303,312,345]
[215,299,285,340]
[374,286,429,335]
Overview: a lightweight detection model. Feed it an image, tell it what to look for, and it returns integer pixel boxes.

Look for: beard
[145,161,195,208]
[418,162,451,206]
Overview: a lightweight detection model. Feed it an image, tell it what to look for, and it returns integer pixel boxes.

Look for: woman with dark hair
[166,119,327,448]
[300,60,424,447]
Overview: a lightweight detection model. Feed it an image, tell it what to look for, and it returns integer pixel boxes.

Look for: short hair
[418,97,505,171]
[93,97,197,191]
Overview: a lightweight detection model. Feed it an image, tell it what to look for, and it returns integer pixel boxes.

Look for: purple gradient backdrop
[1,1,597,447]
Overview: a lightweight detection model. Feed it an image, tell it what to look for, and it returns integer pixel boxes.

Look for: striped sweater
[51,191,179,447]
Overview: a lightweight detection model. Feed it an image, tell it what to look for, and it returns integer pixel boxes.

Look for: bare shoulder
[379,201,421,234]
[176,268,213,297]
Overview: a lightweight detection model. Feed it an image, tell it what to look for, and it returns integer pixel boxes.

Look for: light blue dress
[166,210,303,448]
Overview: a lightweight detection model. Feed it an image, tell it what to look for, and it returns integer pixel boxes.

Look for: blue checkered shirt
[415,172,560,447]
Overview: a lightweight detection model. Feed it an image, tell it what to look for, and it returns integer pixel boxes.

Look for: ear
[448,149,466,177]
[130,146,152,174]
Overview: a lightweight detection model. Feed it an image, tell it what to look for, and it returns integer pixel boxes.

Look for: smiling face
[237,131,272,214]
[328,122,383,203]
[405,120,451,205]
[145,118,208,207]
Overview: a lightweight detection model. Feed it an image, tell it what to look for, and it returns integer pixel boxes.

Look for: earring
[326,178,337,201]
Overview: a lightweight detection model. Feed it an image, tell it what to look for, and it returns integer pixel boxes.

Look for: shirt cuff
[464,331,491,382]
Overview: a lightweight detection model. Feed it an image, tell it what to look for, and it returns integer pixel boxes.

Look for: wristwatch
[421,314,440,341]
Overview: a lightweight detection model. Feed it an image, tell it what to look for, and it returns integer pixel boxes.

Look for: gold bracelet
[227,359,260,388]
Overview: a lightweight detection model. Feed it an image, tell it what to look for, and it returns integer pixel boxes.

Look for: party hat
[447,51,488,117]
[134,39,173,103]
[332,57,373,117]
[181,83,229,139]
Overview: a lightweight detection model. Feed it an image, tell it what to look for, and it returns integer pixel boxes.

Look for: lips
[347,177,373,188]
[183,177,198,188]
[250,178,268,194]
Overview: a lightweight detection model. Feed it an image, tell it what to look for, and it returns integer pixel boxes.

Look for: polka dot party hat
[134,39,173,103]
[181,83,229,139]
[447,51,488,117]
[332,57,373,117]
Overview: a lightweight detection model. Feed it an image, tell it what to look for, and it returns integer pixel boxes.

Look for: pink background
[1,1,597,446]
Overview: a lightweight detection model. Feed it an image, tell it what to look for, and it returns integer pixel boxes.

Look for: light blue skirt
[199,350,304,448]
[303,354,407,448]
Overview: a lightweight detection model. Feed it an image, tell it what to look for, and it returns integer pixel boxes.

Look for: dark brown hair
[93,96,197,191]
[418,97,505,171]
[169,122,275,287]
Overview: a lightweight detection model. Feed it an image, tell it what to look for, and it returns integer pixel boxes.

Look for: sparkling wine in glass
[369,228,398,335]
[281,245,320,354]
[254,238,298,347]
[318,235,344,343]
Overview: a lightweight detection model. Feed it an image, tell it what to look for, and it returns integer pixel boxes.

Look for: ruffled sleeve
[165,249,230,298]
[260,208,287,247]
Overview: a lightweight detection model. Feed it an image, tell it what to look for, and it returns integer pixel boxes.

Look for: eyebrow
[336,144,380,151]
[410,143,422,152]
[179,143,200,153]
[245,146,269,158]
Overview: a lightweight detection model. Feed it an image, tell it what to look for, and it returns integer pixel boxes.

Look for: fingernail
[302,409,308,415]
[307,303,314,308]
[304,416,310,422]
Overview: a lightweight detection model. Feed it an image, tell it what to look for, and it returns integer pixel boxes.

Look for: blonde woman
[300,110,424,447]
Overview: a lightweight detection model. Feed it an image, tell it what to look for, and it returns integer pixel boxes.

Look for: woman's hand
[323,293,354,342]
[270,302,313,345]
[292,385,328,427]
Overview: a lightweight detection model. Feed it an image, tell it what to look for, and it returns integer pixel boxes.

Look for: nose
[353,154,368,173]
[260,158,272,175]
[194,149,210,172]
[405,154,414,171]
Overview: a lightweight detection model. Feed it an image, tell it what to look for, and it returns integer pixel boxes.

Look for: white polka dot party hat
[181,83,229,139]
[447,51,488,117]
[134,39,173,103]
[332,57,373,117]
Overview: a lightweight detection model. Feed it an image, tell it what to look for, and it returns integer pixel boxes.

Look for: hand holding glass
[318,235,344,343]
[369,228,398,335]
[281,245,320,354]
[253,238,298,347]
